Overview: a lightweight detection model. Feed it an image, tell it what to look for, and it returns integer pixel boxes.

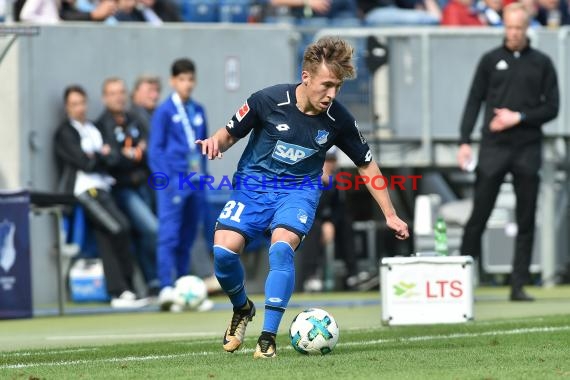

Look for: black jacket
[460,41,559,146]
[96,110,150,188]
[54,120,118,195]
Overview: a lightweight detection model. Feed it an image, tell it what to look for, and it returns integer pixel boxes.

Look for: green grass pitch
[1,287,569,379]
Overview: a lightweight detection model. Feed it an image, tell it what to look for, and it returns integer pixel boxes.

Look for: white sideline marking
[340,325,570,346]
[45,332,219,341]
[2,325,569,370]
[0,348,98,357]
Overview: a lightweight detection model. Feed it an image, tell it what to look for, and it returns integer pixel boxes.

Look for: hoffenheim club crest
[315,130,329,145]
[297,210,308,224]
[0,220,16,272]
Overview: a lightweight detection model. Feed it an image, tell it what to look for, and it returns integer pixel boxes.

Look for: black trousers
[461,142,542,290]
[298,217,357,290]
[77,189,134,297]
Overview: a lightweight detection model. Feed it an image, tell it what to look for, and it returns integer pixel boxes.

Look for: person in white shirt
[54,84,149,309]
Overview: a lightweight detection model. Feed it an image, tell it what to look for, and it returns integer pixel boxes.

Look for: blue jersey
[149,95,208,177]
[226,83,372,189]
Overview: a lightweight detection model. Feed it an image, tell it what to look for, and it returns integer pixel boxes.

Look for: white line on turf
[0,348,99,357]
[45,332,219,340]
[2,325,569,370]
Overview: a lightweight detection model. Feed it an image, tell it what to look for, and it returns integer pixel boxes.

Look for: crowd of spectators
[52,72,222,309]
[1,0,570,28]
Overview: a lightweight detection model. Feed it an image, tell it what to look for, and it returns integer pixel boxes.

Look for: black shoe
[253,332,276,359]
[510,288,535,302]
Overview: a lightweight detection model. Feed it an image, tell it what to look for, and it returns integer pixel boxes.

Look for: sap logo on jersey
[272,140,317,165]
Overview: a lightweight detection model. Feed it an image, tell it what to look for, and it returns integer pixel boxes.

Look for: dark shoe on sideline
[510,288,535,302]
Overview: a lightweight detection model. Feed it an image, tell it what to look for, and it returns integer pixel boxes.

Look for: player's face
[65,91,87,123]
[103,81,127,113]
[171,72,195,102]
[504,9,528,51]
[303,63,343,113]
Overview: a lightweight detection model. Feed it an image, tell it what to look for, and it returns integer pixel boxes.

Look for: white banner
[381,256,474,325]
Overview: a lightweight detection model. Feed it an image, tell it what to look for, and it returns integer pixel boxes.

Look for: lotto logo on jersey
[272,140,317,165]
[235,101,250,122]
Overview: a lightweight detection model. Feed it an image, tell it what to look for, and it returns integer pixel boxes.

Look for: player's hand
[490,108,521,132]
[90,0,117,20]
[386,215,409,240]
[100,144,111,156]
[457,144,472,171]
[195,138,223,160]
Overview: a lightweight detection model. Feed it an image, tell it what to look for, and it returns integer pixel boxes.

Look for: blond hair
[503,2,530,25]
[302,37,355,80]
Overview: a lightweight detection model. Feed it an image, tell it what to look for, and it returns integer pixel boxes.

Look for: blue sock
[263,241,295,335]
[213,245,247,309]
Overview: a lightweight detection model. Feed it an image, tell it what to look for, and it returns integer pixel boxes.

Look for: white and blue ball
[173,275,208,310]
[289,308,339,355]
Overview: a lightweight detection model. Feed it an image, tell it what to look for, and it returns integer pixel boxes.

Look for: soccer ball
[173,275,208,310]
[289,308,339,355]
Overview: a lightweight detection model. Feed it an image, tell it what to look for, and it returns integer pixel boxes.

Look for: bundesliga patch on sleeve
[235,101,250,122]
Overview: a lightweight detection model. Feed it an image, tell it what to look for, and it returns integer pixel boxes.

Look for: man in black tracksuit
[457,3,559,301]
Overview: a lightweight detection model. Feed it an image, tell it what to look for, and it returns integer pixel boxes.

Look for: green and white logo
[393,281,418,298]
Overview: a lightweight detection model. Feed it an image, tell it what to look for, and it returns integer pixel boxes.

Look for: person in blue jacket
[148,58,209,311]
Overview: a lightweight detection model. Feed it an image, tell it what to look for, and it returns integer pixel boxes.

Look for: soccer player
[196,37,409,358]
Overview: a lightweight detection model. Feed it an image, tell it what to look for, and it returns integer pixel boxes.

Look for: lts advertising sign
[381,256,474,325]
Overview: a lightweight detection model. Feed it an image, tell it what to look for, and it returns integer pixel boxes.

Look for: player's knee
[213,245,239,271]
[214,229,245,252]
[268,241,294,272]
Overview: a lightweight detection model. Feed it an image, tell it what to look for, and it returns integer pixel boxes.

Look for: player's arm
[195,128,239,160]
[358,160,409,240]
[196,96,259,160]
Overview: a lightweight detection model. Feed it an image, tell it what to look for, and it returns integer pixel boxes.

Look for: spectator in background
[519,0,542,27]
[115,0,147,21]
[148,58,211,312]
[536,0,563,27]
[476,0,503,26]
[138,0,181,22]
[130,75,161,132]
[60,0,116,21]
[261,0,359,23]
[442,0,484,25]
[96,77,160,298]
[457,3,559,301]
[19,0,60,23]
[130,74,221,296]
[114,0,179,23]
[54,85,148,308]
[357,0,442,25]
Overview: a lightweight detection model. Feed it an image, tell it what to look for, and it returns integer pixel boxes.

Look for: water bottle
[434,216,448,256]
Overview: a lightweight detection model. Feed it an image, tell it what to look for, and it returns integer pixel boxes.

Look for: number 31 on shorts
[219,201,245,222]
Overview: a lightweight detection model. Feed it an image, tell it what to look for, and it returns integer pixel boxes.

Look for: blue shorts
[216,189,320,242]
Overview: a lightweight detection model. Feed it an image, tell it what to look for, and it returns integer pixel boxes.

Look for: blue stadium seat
[218,0,251,23]
[178,0,220,22]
